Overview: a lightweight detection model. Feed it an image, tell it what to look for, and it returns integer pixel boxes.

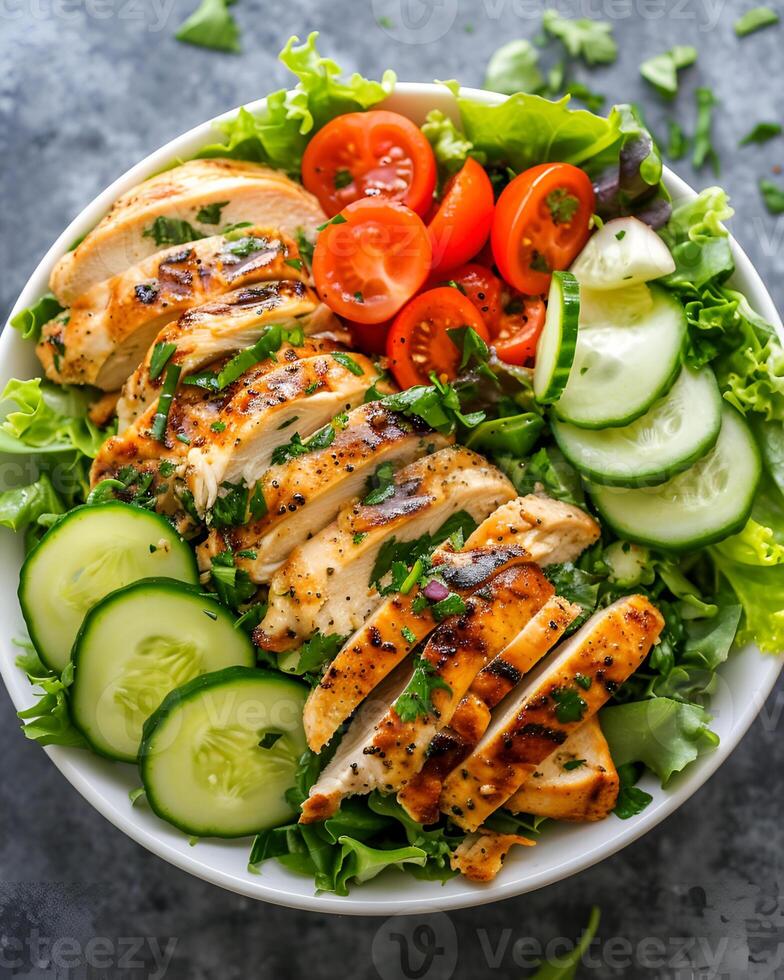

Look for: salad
[3,33,784,895]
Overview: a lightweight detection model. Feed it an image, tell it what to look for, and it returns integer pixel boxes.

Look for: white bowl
[1,83,781,915]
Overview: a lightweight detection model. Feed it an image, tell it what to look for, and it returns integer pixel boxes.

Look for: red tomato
[426,263,503,329]
[492,293,547,365]
[312,199,432,324]
[301,110,437,218]
[346,318,391,356]
[491,163,594,294]
[386,287,491,389]
[428,158,495,273]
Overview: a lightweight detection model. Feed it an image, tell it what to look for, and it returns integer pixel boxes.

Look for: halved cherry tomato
[386,287,490,389]
[492,293,546,365]
[491,163,594,294]
[428,158,495,273]
[312,199,432,324]
[301,110,437,218]
[345,318,392,356]
[425,263,503,330]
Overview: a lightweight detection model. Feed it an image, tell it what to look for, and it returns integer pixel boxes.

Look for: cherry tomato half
[492,293,546,365]
[491,163,594,294]
[426,263,503,330]
[428,158,495,273]
[301,110,437,218]
[312,199,432,324]
[386,287,491,389]
[345,318,392,356]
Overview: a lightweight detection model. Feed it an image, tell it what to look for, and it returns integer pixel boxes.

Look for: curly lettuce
[197,33,395,175]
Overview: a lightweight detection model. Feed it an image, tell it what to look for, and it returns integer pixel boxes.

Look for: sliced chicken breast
[299,563,557,823]
[397,595,580,824]
[464,493,600,560]
[197,403,451,584]
[116,281,337,429]
[50,159,326,303]
[439,595,664,831]
[302,494,598,753]
[186,351,382,514]
[449,831,535,882]
[39,228,309,391]
[506,716,619,822]
[256,447,516,652]
[90,338,347,520]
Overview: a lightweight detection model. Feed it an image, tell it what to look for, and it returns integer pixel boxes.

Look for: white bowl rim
[1,82,782,916]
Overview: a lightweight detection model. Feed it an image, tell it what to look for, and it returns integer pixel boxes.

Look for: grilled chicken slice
[197,403,452,584]
[464,493,600,560]
[299,562,556,823]
[256,447,516,652]
[39,227,309,391]
[50,159,326,303]
[506,716,619,822]
[439,595,664,831]
[397,595,579,824]
[449,831,535,883]
[302,494,598,753]
[186,351,382,514]
[116,282,338,430]
[90,338,351,522]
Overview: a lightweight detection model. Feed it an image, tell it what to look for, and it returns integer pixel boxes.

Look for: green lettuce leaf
[10,293,64,343]
[0,378,106,457]
[529,906,601,979]
[0,474,66,532]
[484,39,544,95]
[659,186,735,290]
[14,641,86,748]
[601,697,719,785]
[175,0,240,53]
[197,33,395,175]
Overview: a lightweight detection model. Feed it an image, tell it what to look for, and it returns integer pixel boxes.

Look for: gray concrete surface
[1,0,783,976]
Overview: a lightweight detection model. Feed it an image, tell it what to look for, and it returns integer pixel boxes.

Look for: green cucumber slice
[552,366,723,487]
[589,406,761,551]
[570,216,675,290]
[533,270,580,404]
[554,284,687,429]
[70,579,255,762]
[139,667,308,838]
[19,503,198,673]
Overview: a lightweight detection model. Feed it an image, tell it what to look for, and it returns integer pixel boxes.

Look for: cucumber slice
[554,284,686,429]
[570,216,675,290]
[589,406,761,551]
[552,366,723,487]
[70,580,255,762]
[533,270,580,404]
[140,667,307,838]
[19,503,198,674]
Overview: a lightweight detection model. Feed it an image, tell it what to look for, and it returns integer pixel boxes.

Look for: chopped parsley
[613,763,653,819]
[334,169,353,189]
[284,257,303,271]
[353,291,364,304]
[740,122,782,145]
[209,481,249,529]
[183,324,304,391]
[394,656,452,722]
[760,179,784,214]
[363,461,396,505]
[332,352,365,376]
[692,87,719,174]
[542,10,617,65]
[249,483,267,520]
[270,414,347,466]
[226,235,268,258]
[530,250,551,273]
[196,201,229,225]
[401,626,417,645]
[149,341,177,381]
[574,673,593,690]
[293,631,347,678]
[142,217,204,247]
[666,120,688,160]
[546,188,580,224]
[210,549,256,609]
[210,420,227,432]
[430,592,467,621]
[305,382,320,395]
[551,685,588,723]
[317,213,348,232]
[639,46,697,97]
[379,375,485,435]
[150,364,182,441]
[352,532,367,545]
[734,5,779,36]
[237,549,257,560]
[563,758,586,771]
